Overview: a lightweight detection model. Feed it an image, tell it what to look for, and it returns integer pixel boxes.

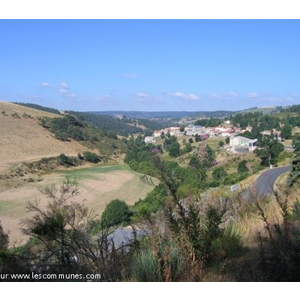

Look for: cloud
[59,82,69,89]
[132,92,165,103]
[136,92,150,98]
[122,73,138,79]
[207,92,238,100]
[95,95,113,104]
[165,92,199,101]
[40,82,54,88]
[225,91,238,97]
[56,82,78,99]
[207,93,222,99]
[248,92,259,99]
[58,88,69,95]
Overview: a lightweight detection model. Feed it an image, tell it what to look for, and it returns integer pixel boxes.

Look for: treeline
[281,104,300,113]
[13,102,61,115]
[68,111,168,137]
[40,115,127,155]
[194,117,222,127]
[67,111,144,136]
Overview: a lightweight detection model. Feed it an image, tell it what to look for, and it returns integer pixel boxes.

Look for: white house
[230,136,258,152]
[144,136,156,143]
[153,130,163,138]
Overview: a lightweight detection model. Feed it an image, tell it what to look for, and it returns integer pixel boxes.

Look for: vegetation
[39,115,127,156]
[13,102,61,115]
[66,111,166,137]
[2,102,300,282]
[254,135,284,166]
[101,199,131,228]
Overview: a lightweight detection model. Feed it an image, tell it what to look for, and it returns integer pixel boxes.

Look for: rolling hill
[0,100,90,172]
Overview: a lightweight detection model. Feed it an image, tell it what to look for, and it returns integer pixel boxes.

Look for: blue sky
[0,19,299,112]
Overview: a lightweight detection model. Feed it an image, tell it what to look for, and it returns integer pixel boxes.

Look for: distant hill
[88,110,236,120]
[236,106,282,115]
[68,111,167,135]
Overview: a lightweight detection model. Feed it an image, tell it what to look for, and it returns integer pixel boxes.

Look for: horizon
[4,99,284,114]
[1,19,300,112]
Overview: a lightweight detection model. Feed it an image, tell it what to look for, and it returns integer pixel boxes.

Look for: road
[255,165,292,197]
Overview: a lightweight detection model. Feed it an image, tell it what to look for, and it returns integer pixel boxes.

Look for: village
[144,121,283,154]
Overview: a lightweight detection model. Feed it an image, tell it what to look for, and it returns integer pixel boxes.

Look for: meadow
[0,163,155,245]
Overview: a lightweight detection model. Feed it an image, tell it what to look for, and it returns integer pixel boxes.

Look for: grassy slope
[0,163,155,245]
[0,100,90,172]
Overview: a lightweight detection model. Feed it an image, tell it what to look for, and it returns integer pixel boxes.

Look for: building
[184,124,205,136]
[230,136,258,152]
[144,136,156,143]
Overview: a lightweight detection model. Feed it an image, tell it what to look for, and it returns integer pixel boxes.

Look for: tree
[212,166,228,184]
[281,124,292,139]
[237,160,248,174]
[225,137,230,144]
[21,178,128,280]
[101,199,131,228]
[219,141,224,148]
[254,136,284,166]
[182,143,192,154]
[195,134,201,142]
[168,142,181,157]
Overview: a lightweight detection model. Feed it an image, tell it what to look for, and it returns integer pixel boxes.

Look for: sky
[0,19,300,112]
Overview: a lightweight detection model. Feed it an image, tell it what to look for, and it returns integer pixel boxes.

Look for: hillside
[0,100,90,172]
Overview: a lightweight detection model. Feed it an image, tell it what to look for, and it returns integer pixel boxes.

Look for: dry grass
[0,164,155,246]
[0,100,90,173]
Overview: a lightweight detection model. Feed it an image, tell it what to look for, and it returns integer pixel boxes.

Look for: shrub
[237,160,248,174]
[83,151,100,163]
[101,199,131,228]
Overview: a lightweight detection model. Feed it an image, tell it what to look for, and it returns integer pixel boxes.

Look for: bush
[237,160,248,174]
[101,199,131,228]
[83,151,100,163]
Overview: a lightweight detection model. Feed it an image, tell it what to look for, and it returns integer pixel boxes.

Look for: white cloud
[59,88,69,95]
[207,93,222,99]
[225,91,238,97]
[40,82,54,88]
[248,92,259,98]
[207,92,237,100]
[136,92,150,98]
[165,92,199,101]
[122,73,138,79]
[59,82,69,89]
[132,92,165,103]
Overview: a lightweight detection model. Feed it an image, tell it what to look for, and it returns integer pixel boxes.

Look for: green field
[63,163,130,179]
[0,163,156,244]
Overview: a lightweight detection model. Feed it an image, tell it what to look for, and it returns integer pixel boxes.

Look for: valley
[1,99,300,282]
